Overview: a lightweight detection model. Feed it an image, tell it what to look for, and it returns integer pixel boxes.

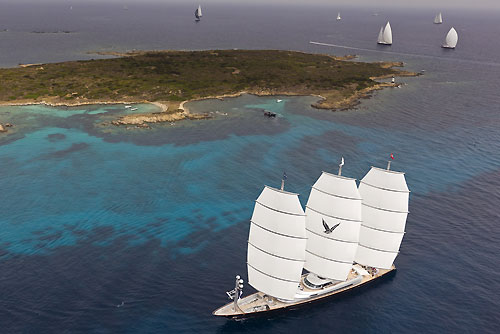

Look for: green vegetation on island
[0,50,417,128]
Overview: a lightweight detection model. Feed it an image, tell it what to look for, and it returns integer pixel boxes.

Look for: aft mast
[304,158,362,281]
[355,164,410,269]
[247,185,307,300]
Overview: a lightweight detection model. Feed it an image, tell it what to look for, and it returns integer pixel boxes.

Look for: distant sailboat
[377,21,392,45]
[434,12,443,24]
[442,27,458,49]
[195,5,202,21]
[336,12,341,21]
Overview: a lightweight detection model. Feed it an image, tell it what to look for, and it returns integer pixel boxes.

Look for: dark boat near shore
[263,110,276,117]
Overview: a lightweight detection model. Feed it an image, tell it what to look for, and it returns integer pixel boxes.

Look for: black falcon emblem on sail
[322,219,340,234]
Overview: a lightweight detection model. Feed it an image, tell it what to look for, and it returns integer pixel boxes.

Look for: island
[0,50,417,127]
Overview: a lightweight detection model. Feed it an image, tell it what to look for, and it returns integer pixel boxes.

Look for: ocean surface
[0,2,499,333]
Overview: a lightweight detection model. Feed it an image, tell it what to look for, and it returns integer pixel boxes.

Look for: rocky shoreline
[0,57,418,130]
[0,123,13,133]
[0,77,412,132]
[110,110,210,128]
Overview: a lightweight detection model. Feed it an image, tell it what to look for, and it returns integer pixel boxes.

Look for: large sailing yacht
[213,158,410,318]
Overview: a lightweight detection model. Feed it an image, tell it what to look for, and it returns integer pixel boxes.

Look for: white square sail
[304,172,362,281]
[355,167,410,269]
[247,186,307,301]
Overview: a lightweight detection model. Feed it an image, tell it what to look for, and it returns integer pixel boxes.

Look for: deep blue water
[0,2,499,333]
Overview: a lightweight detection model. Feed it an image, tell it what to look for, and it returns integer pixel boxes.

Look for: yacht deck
[213,265,394,318]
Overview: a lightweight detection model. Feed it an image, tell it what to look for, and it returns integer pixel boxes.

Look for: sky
[1,0,499,10]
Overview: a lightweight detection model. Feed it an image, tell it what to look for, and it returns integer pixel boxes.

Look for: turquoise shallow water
[1,87,499,332]
[2,93,496,256]
[0,3,499,333]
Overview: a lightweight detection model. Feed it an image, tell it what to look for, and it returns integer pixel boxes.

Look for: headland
[0,50,417,128]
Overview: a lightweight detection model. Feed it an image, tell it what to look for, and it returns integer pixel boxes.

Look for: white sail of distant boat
[377,27,384,43]
[442,27,458,49]
[304,169,362,281]
[195,5,202,21]
[434,12,443,24]
[354,167,410,269]
[247,186,307,300]
[337,12,341,20]
[377,21,392,45]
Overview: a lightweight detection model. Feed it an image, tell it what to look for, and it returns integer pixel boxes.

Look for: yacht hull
[213,265,396,319]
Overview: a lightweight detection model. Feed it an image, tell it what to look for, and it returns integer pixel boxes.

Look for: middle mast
[304,160,362,281]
